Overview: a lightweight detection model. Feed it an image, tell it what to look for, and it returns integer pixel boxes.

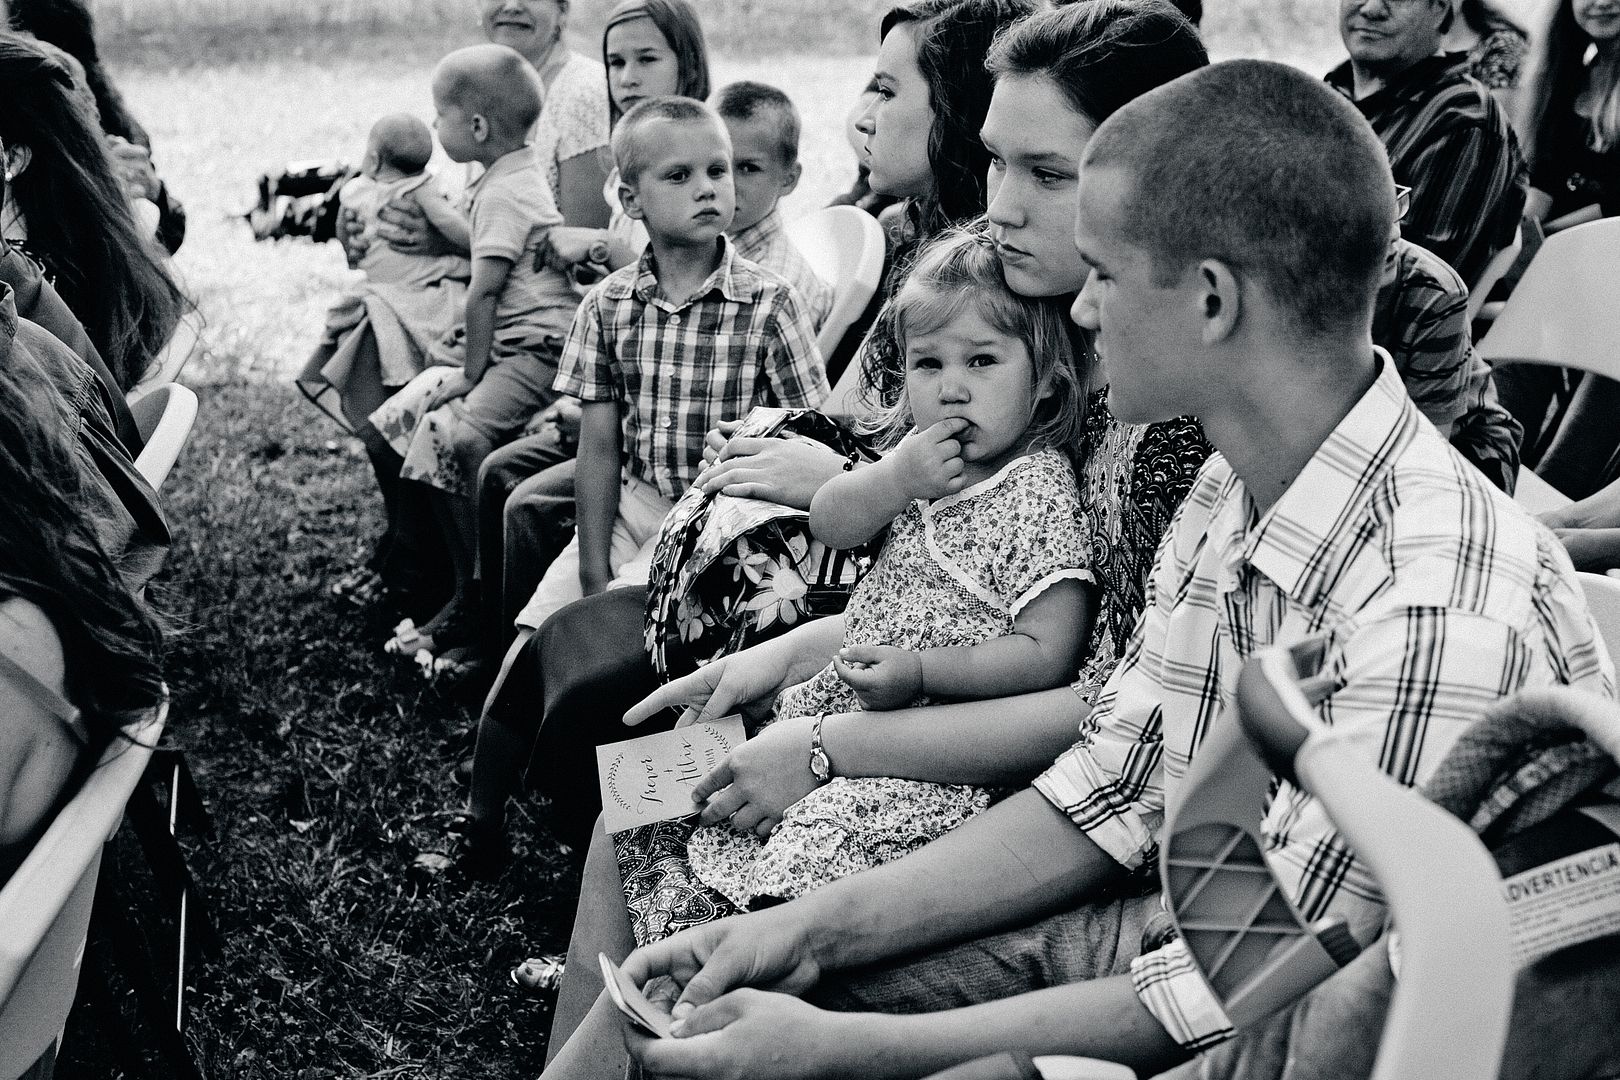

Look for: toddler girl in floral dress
[685,225,1095,909]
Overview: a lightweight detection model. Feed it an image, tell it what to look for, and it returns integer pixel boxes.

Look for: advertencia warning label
[1504,841,1620,966]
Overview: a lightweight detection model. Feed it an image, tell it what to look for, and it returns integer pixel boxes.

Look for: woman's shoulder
[0,598,66,694]
[552,51,610,108]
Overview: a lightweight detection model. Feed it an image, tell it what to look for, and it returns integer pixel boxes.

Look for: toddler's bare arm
[412,188,470,253]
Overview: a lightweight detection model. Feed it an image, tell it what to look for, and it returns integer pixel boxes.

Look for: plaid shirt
[1033,353,1612,1051]
[1374,237,1521,491]
[730,209,836,333]
[553,236,828,500]
[1327,54,1526,284]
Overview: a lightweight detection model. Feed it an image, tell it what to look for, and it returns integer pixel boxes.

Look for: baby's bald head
[368,113,434,176]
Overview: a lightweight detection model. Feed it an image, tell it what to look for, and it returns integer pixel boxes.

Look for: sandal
[331,567,382,608]
[383,617,433,656]
[510,955,566,993]
[424,644,490,686]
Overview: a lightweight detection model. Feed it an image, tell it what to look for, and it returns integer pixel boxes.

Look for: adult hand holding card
[596,715,747,834]
[599,953,674,1039]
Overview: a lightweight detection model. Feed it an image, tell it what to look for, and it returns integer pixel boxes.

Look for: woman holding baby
[300,0,612,600]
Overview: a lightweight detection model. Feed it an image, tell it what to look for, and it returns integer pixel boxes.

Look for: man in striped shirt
[1376,235,1522,492]
[1326,0,1525,286]
[617,62,1610,1080]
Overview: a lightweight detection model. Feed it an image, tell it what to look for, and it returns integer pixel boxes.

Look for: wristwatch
[809,713,833,784]
[586,238,611,265]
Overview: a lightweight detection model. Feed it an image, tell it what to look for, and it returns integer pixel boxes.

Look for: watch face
[810,748,831,782]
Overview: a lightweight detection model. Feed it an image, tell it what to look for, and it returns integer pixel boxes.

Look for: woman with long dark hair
[0,32,186,391]
[1443,0,1529,97]
[1522,0,1620,229]
[1494,0,1620,501]
[5,0,188,253]
[0,314,165,885]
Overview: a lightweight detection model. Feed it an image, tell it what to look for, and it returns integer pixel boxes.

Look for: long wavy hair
[1522,0,1620,163]
[602,0,712,125]
[881,0,1037,238]
[0,33,185,390]
[856,0,1037,409]
[1456,0,1524,40]
[3,0,150,147]
[0,351,164,727]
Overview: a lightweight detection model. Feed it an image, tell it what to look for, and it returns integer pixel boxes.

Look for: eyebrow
[1019,151,1076,166]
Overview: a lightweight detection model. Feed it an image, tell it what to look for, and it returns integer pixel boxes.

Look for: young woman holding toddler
[542,4,1213,1077]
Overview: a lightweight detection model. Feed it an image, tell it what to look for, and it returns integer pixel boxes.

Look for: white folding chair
[978,643,1516,1080]
[127,311,202,407]
[1466,224,1521,323]
[1577,571,1620,670]
[785,205,886,413]
[1166,645,1515,1079]
[129,382,199,491]
[0,702,167,1080]
[1478,217,1620,511]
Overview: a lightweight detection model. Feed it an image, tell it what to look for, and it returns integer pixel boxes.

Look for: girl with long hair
[1522,0,1620,229]
[0,32,186,391]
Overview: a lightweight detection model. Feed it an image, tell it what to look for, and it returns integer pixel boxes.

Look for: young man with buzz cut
[615,59,1610,1080]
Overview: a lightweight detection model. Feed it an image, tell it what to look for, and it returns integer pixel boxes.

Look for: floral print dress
[685,448,1090,909]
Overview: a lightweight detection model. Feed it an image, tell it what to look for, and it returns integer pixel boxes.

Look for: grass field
[81,4,1470,1073]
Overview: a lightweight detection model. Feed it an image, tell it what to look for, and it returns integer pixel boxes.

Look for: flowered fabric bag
[643,406,877,679]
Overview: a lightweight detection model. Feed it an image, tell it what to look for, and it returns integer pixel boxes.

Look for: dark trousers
[487,587,670,851]
[1496,365,1620,500]
[476,433,575,654]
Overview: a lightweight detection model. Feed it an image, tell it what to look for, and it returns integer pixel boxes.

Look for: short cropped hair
[1084,60,1395,338]
[715,81,801,166]
[612,96,724,183]
[434,44,544,139]
[371,113,434,175]
[989,0,1208,129]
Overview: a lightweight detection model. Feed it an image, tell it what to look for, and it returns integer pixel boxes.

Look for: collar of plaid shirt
[1221,349,1412,609]
[609,233,757,312]
[729,208,785,266]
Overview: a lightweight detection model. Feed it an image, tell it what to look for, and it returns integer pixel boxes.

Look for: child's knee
[447,417,495,465]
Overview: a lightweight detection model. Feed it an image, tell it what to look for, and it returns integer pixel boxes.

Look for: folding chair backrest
[130,382,199,491]
[785,206,886,416]
[1161,644,1515,1080]
[126,309,202,406]
[0,703,166,1079]
[1577,571,1620,670]
[1477,217,1620,381]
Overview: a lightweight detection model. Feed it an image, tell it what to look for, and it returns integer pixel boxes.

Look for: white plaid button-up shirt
[553,236,828,501]
[1033,352,1613,1050]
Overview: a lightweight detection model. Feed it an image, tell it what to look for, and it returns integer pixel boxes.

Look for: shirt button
[669,314,682,325]
[664,417,675,428]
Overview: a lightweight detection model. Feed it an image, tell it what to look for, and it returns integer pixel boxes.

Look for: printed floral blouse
[687,448,1090,909]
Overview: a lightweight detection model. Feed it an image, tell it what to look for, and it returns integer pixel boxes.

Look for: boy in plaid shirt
[517,97,827,630]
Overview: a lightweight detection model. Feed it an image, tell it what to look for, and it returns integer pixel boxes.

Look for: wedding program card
[595,715,747,834]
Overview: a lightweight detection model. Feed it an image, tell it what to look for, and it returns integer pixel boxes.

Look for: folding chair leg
[86,883,208,1080]
[125,781,220,954]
